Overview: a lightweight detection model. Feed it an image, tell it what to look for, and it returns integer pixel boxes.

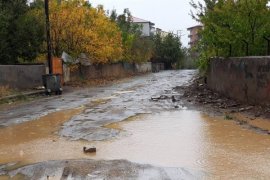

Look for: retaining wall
[0,64,46,89]
[207,56,270,104]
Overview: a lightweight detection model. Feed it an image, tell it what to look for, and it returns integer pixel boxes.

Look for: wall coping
[211,56,270,61]
[0,63,45,66]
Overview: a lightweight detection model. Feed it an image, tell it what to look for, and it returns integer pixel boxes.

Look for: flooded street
[100,112,270,178]
[0,70,270,179]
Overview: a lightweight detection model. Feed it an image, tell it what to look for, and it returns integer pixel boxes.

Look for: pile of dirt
[175,76,270,135]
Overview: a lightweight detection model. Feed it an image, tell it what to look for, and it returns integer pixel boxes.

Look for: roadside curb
[0,90,44,102]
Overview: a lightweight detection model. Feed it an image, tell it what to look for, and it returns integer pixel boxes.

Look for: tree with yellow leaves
[49,0,123,64]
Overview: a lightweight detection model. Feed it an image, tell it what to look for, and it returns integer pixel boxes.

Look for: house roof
[132,17,155,25]
[187,25,203,30]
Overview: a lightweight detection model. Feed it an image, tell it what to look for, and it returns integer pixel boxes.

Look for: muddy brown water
[0,110,270,179]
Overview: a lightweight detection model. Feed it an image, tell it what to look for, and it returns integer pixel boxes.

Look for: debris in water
[172,96,176,102]
[83,146,97,153]
[151,95,169,101]
[239,106,254,112]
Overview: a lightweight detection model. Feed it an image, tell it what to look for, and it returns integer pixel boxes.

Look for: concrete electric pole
[45,0,52,74]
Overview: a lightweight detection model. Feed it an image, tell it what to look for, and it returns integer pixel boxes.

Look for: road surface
[1,70,270,179]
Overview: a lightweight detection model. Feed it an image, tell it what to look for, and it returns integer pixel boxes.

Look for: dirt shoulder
[175,76,270,135]
[65,75,133,88]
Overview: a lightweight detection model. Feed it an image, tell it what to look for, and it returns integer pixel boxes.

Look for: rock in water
[83,146,96,153]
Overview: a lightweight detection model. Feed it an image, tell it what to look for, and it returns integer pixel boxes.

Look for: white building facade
[131,17,155,37]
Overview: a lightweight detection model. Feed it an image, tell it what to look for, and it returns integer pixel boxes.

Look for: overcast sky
[90,0,201,47]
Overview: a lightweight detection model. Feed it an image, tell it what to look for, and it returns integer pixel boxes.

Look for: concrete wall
[152,63,165,72]
[135,62,152,73]
[73,62,152,80]
[0,64,46,89]
[63,64,70,83]
[123,62,135,74]
[207,56,270,104]
[79,63,128,79]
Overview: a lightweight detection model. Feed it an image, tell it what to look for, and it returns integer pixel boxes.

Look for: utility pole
[176,30,184,42]
[176,30,181,36]
[177,30,183,37]
[45,0,52,74]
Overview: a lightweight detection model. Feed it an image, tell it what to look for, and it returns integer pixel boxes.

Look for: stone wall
[0,64,46,89]
[207,56,270,104]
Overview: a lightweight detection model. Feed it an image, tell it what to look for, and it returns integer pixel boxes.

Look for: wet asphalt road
[0,70,196,140]
[1,70,270,179]
[0,70,201,179]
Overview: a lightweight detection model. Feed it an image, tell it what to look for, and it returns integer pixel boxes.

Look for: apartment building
[131,17,155,37]
[187,25,203,48]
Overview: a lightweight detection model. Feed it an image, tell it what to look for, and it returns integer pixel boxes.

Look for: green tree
[152,32,163,61]
[190,0,270,70]
[152,32,183,69]
[162,33,183,68]
[110,8,153,63]
[0,0,44,64]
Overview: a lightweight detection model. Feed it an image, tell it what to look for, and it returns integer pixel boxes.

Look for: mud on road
[176,76,270,135]
[1,70,270,179]
[0,70,200,179]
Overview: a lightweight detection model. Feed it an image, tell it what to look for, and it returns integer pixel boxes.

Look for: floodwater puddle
[91,96,116,105]
[0,107,88,165]
[0,108,84,146]
[233,113,270,131]
[97,111,270,178]
[0,110,270,178]
[113,90,136,95]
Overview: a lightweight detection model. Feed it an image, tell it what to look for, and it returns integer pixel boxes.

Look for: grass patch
[0,93,34,105]
[0,86,12,97]
[224,114,233,120]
